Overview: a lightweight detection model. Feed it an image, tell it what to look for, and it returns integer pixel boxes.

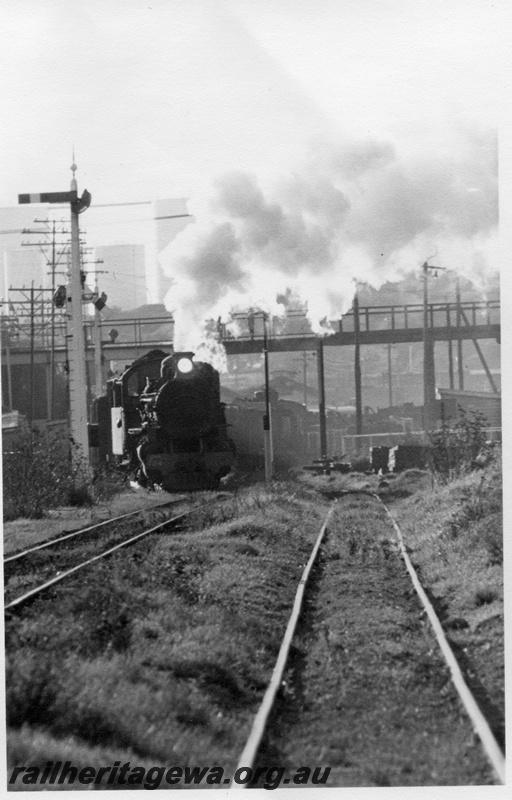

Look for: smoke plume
[160,128,498,368]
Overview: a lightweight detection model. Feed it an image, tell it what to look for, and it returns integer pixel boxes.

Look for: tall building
[2,248,47,296]
[0,205,50,298]
[94,244,147,310]
[150,198,193,303]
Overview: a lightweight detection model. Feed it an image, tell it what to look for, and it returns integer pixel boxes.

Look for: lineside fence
[306,428,502,459]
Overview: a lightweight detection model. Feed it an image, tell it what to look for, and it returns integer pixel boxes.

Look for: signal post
[19,161,92,468]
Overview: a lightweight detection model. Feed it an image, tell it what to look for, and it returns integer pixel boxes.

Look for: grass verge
[6,483,329,790]
[382,449,504,748]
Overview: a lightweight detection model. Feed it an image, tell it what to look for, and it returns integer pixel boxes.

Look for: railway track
[4,498,185,564]
[4,498,214,611]
[234,492,505,787]
[4,482,503,788]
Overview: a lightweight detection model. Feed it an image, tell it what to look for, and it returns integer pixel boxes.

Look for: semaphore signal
[18,158,92,471]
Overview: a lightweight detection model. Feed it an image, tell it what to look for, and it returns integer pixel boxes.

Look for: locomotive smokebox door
[111,407,125,455]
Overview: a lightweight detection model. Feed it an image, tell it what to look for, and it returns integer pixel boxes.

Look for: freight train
[95,349,236,491]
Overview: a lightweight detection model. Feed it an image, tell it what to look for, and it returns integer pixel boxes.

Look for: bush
[429,408,490,483]
[2,428,92,520]
[92,463,128,501]
[445,455,503,564]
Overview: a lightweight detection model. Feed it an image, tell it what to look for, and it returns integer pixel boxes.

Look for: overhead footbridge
[2,300,500,366]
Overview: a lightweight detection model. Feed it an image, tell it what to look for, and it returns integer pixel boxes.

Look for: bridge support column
[456,276,464,390]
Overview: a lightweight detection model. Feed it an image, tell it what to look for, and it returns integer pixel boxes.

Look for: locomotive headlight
[177,357,194,374]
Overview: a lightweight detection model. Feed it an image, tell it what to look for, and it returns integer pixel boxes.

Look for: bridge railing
[337,300,500,334]
[96,317,175,347]
[218,300,500,341]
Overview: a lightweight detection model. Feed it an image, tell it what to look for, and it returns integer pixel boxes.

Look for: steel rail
[376,496,505,785]
[4,498,183,564]
[231,506,334,788]
[4,504,208,612]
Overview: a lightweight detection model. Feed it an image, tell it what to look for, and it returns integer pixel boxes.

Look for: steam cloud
[160,128,498,368]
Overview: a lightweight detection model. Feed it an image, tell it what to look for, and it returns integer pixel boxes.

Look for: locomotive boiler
[104,349,235,492]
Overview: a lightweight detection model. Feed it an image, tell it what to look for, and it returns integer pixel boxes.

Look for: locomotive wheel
[135,467,149,488]
[137,462,163,489]
[137,441,164,489]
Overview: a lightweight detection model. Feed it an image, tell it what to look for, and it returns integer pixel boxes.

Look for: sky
[0,0,505,202]
[0,0,507,348]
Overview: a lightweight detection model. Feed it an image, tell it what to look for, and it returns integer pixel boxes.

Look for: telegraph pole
[29,282,35,425]
[262,313,274,481]
[25,218,69,418]
[353,289,363,442]
[293,351,316,410]
[1,264,14,411]
[21,219,58,419]
[422,261,444,432]
[422,262,435,431]
[387,342,393,408]
[302,350,308,408]
[316,337,327,461]
[48,220,58,418]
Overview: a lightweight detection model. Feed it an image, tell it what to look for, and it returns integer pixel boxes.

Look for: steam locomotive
[96,349,236,491]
